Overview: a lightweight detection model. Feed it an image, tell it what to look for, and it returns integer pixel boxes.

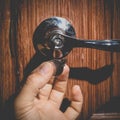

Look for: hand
[14,61,83,120]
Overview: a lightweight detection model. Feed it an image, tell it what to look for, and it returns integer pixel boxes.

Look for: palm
[32,99,66,120]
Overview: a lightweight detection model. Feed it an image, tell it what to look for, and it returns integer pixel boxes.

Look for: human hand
[14,61,83,120]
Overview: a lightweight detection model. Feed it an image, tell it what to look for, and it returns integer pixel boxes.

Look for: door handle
[33,17,120,59]
[59,34,120,52]
[33,17,120,75]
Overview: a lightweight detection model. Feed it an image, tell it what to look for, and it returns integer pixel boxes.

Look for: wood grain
[0,0,120,120]
[112,0,120,97]
[0,0,16,104]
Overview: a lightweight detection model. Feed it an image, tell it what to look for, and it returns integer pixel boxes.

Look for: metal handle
[33,17,120,77]
[33,17,120,59]
[59,34,120,52]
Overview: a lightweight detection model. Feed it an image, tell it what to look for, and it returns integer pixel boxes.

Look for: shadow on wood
[69,64,114,84]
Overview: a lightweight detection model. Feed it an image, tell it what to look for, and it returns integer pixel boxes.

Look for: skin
[14,61,83,120]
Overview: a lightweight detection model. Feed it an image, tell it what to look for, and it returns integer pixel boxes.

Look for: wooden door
[0,0,120,120]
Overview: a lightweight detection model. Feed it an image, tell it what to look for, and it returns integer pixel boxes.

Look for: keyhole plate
[33,17,76,59]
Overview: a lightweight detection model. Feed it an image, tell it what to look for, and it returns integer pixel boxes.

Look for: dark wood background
[0,0,120,120]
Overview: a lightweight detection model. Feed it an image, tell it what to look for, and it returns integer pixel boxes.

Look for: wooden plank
[0,0,16,103]
[90,113,120,120]
[112,0,120,97]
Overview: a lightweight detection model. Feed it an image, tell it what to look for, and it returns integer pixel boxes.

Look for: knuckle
[27,74,36,83]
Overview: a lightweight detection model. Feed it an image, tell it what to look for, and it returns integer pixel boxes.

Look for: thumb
[15,62,56,103]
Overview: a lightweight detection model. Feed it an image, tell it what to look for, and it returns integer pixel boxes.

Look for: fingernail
[74,85,80,90]
[39,62,53,75]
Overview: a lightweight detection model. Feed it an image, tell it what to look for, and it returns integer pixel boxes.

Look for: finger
[38,76,55,100]
[64,85,83,120]
[49,64,69,108]
[15,62,56,103]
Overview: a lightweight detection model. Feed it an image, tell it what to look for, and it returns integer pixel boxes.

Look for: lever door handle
[33,16,120,76]
[59,34,120,52]
[33,17,120,59]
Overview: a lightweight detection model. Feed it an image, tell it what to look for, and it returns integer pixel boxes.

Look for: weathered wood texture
[0,0,16,105]
[0,0,120,120]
